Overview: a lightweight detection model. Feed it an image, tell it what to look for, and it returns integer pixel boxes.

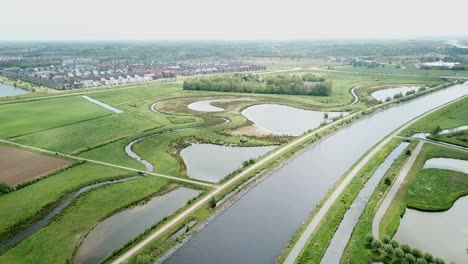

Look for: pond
[241,104,347,136]
[371,86,419,102]
[164,83,468,264]
[187,98,255,112]
[74,187,200,264]
[423,158,468,174]
[180,144,276,182]
[0,83,30,98]
[394,196,468,264]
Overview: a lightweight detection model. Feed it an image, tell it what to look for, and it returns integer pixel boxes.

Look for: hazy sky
[2,0,467,40]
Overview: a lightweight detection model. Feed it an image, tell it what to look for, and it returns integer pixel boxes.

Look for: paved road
[372,141,424,237]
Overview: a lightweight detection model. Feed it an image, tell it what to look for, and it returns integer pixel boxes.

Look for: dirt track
[0,145,71,186]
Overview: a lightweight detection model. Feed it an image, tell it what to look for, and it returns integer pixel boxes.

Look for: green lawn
[0,176,169,264]
[0,162,131,240]
[0,96,109,138]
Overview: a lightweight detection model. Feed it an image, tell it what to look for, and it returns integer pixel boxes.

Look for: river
[164,83,468,264]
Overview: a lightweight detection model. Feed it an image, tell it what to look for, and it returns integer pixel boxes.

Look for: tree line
[183,73,332,96]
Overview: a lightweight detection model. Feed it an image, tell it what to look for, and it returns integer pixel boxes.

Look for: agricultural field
[0,145,71,186]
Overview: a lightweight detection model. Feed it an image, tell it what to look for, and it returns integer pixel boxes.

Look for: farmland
[0,145,71,186]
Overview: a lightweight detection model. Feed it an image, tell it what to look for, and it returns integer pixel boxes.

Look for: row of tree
[366,234,445,264]
[183,73,332,96]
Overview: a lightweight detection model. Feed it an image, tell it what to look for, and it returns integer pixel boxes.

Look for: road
[372,141,424,237]
[283,94,468,264]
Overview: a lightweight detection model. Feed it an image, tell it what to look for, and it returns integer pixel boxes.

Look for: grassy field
[401,96,468,136]
[337,65,468,78]
[380,144,468,238]
[0,96,110,138]
[0,176,170,264]
[0,162,131,241]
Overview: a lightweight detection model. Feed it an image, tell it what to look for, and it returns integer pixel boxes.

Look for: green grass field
[0,96,110,138]
[402,96,468,136]
[0,176,170,264]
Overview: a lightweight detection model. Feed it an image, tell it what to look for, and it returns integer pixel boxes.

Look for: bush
[434,257,445,264]
[365,234,374,245]
[384,177,391,185]
[382,235,391,244]
[406,149,412,156]
[412,248,423,258]
[395,248,405,258]
[401,244,412,254]
[406,254,416,264]
[135,254,152,264]
[209,196,216,209]
[423,253,434,263]
[0,182,13,196]
[390,239,399,249]
[416,258,428,264]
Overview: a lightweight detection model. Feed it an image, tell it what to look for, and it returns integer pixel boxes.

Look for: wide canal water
[165,83,468,264]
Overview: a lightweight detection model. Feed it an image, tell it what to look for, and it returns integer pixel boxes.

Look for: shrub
[434,257,445,264]
[412,248,423,258]
[371,240,382,251]
[135,254,152,264]
[209,196,216,209]
[406,149,412,156]
[401,244,412,253]
[384,177,391,185]
[382,235,391,244]
[390,239,399,249]
[416,258,428,264]
[365,234,375,245]
[406,254,416,264]
[423,253,434,263]
[395,248,405,258]
[0,182,13,196]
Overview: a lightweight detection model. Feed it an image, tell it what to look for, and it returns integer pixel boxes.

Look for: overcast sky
[2,0,467,40]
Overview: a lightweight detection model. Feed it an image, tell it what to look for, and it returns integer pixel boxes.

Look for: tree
[365,234,375,245]
[434,257,445,264]
[384,244,395,256]
[382,235,391,244]
[209,196,216,209]
[390,239,399,249]
[423,253,434,263]
[0,182,12,196]
[405,254,416,264]
[401,244,411,254]
[416,258,428,264]
[384,177,391,185]
[395,248,405,259]
[406,149,412,156]
[371,239,382,251]
[135,254,152,264]
[432,125,442,135]
[412,248,423,258]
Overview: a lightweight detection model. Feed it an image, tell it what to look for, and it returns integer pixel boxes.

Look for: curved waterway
[0,177,139,249]
[164,83,468,264]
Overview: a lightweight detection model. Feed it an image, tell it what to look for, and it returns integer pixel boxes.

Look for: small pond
[180,143,276,182]
[241,104,347,136]
[394,196,468,264]
[187,98,255,112]
[74,187,200,264]
[0,83,30,97]
[423,158,468,174]
[371,86,419,102]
